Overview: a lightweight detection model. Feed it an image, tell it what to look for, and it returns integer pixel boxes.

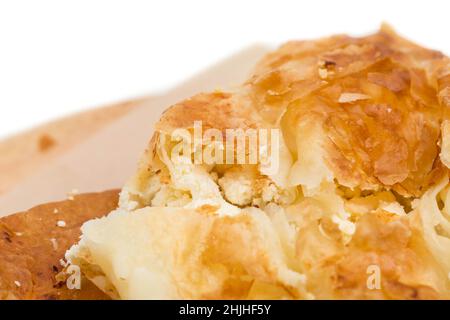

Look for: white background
[0,0,448,138]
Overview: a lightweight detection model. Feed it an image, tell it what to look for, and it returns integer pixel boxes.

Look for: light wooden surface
[0,100,140,195]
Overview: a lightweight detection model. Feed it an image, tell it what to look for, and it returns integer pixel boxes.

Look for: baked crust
[143,25,449,198]
[0,191,118,300]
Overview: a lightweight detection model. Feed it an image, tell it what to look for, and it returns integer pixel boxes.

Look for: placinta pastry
[1,25,449,300]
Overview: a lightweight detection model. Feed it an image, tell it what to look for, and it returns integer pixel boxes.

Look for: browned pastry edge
[0,190,119,300]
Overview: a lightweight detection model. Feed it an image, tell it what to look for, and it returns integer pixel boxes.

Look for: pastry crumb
[56,220,66,228]
[50,238,58,250]
[67,189,79,201]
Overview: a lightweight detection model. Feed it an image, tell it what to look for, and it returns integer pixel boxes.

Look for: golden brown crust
[305,212,448,299]
[0,191,118,300]
[156,91,263,133]
[252,26,449,196]
[151,26,449,197]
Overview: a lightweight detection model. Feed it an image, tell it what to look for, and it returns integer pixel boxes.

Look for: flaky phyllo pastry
[67,26,450,300]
